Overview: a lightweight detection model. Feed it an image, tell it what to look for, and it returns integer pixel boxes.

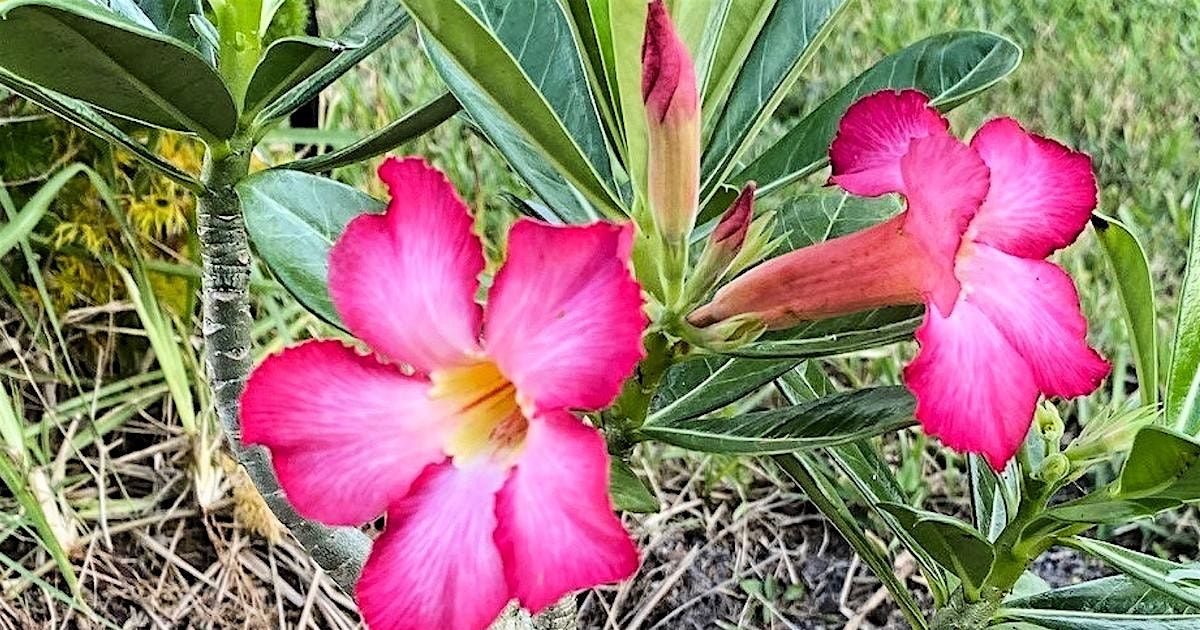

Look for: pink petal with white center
[898,133,990,313]
[904,302,1040,470]
[241,340,451,526]
[960,244,1110,398]
[829,90,950,197]
[483,220,647,414]
[357,461,510,630]
[329,157,485,374]
[495,413,639,612]
[968,118,1097,259]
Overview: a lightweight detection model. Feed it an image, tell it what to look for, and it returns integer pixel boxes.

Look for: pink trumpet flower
[241,158,647,630]
[692,90,1109,469]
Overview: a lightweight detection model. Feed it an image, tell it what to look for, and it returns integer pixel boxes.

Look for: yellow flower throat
[430,361,528,463]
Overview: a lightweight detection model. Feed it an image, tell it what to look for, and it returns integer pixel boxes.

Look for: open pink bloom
[693,90,1108,469]
[241,158,647,630]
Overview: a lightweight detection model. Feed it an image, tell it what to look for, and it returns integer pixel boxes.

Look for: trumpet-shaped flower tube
[241,158,647,630]
[692,91,1108,468]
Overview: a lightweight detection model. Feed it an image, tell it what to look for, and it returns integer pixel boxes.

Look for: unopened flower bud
[1035,402,1065,447]
[1038,453,1070,483]
[642,0,700,244]
[680,313,765,352]
[685,183,755,303]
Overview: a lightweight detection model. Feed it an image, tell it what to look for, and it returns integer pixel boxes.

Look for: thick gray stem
[198,143,370,591]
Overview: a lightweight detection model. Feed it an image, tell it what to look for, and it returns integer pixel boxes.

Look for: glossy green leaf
[562,0,621,149]
[731,306,923,360]
[700,0,774,119]
[286,93,460,173]
[410,0,621,218]
[133,0,209,54]
[0,0,237,138]
[244,36,351,114]
[1065,537,1200,609]
[1006,573,1200,616]
[1093,214,1159,407]
[994,608,1200,630]
[735,31,1021,196]
[237,169,385,327]
[970,454,1018,542]
[648,356,798,425]
[640,386,914,454]
[256,0,411,124]
[609,459,659,513]
[879,503,995,598]
[699,0,849,199]
[1044,427,1200,523]
[609,0,647,196]
[0,69,200,189]
[1117,426,1200,500]
[1169,181,1200,434]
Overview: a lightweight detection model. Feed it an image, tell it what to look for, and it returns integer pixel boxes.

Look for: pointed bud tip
[641,0,698,122]
[713,183,756,248]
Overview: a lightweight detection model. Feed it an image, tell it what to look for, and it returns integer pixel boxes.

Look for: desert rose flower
[692,90,1109,469]
[642,0,700,244]
[241,158,647,630]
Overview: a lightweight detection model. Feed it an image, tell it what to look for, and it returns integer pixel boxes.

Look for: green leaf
[879,503,995,599]
[731,306,923,360]
[1006,573,1200,616]
[1169,180,1200,434]
[1117,426,1200,501]
[699,0,849,200]
[648,356,798,425]
[1065,537,1200,610]
[970,454,1018,542]
[0,69,200,189]
[1044,427,1200,523]
[609,459,659,513]
[735,30,1021,196]
[700,0,774,119]
[256,0,411,124]
[244,36,351,115]
[994,608,1200,630]
[237,169,385,327]
[1093,214,1159,407]
[133,0,210,54]
[608,0,647,197]
[0,0,237,138]
[410,0,622,219]
[640,386,914,454]
[286,93,460,173]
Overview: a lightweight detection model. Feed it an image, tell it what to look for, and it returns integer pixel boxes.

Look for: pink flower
[693,90,1109,469]
[241,158,647,630]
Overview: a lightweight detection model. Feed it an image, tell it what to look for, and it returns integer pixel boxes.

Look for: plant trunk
[197,142,576,629]
[197,143,370,591]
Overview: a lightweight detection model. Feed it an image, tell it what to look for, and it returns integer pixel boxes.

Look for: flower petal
[329,157,485,373]
[495,413,639,612]
[899,133,990,313]
[961,244,1110,398]
[241,340,452,525]
[904,302,1039,470]
[484,220,647,414]
[829,89,950,197]
[357,461,510,630]
[968,118,1097,259]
